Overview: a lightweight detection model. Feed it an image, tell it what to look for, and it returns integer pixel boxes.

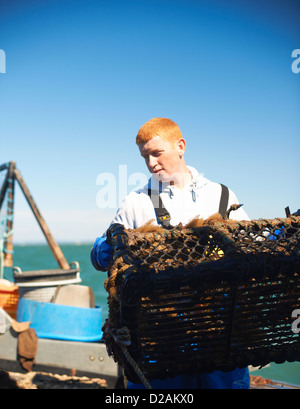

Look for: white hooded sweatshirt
[110,166,249,229]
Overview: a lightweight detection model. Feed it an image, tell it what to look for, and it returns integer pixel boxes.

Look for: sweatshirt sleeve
[110,194,137,229]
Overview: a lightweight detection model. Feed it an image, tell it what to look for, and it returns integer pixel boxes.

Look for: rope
[0,215,14,239]
[120,345,152,389]
[0,214,14,278]
[104,325,152,389]
[0,239,3,279]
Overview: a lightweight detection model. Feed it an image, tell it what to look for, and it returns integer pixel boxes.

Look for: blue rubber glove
[90,236,113,271]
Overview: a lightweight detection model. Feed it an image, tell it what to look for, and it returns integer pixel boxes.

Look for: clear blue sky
[0,0,299,243]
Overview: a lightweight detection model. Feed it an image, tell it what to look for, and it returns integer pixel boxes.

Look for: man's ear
[176,138,186,157]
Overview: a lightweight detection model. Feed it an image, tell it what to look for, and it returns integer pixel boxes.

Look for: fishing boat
[0,161,122,388]
[0,161,299,389]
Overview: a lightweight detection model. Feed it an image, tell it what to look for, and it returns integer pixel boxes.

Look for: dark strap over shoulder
[147,181,171,228]
[218,184,229,219]
[147,181,229,227]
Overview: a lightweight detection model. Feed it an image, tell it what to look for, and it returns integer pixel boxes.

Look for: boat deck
[0,325,122,389]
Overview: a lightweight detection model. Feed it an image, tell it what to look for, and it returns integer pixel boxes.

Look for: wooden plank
[14,168,70,270]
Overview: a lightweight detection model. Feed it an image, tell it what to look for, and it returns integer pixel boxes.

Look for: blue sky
[0,0,299,243]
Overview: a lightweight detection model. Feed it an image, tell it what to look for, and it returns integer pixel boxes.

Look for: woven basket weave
[0,282,19,318]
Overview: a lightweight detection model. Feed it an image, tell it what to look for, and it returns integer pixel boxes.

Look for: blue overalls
[127,367,250,389]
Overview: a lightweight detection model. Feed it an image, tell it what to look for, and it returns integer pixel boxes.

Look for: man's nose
[148,155,157,168]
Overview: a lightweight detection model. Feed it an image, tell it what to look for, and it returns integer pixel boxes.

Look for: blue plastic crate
[16,298,102,342]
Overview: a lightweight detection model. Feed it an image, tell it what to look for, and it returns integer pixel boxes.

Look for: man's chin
[151,171,171,183]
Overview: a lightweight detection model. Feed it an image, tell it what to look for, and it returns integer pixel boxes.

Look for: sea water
[3,244,300,386]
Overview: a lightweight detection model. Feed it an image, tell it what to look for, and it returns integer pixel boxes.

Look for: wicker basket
[0,280,19,319]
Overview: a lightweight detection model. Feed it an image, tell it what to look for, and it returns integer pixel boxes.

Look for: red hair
[136,118,183,145]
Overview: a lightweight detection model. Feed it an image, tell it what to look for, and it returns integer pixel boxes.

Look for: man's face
[138,135,185,182]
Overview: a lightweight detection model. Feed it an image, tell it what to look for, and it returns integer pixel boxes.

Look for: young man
[91,117,250,389]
